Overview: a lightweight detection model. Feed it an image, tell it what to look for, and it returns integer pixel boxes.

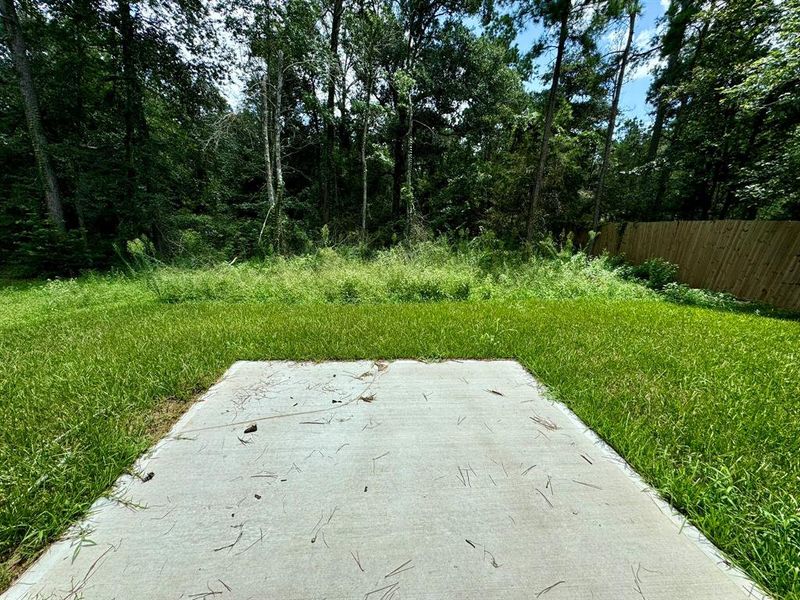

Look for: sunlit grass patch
[135,242,655,305]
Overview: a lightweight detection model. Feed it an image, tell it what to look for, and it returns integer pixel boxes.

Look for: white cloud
[627,53,663,82]
[634,28,656,48]
[660,0,671,9]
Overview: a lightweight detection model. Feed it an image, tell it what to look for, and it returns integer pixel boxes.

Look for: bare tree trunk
[592,9,636,233]
[0,0,66,232]
[274,50,285,250]
[525,0,570,244]
[322,0,343,226]
[360,72,373,242]
[405,90,414,238]
[391,93,405,218]
[257,67,275,246]
[261,70,275,209]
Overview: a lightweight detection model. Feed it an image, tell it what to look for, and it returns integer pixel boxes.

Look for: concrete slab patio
[4,360,767,600]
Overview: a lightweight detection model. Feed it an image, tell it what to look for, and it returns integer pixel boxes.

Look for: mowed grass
[0,257,799,597]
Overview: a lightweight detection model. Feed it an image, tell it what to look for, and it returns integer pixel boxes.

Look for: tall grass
[0,274,150,330]
[142,241,655,305]
[1,242,654,330]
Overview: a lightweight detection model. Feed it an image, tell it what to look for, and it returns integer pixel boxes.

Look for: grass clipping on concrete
[1,245,799,598]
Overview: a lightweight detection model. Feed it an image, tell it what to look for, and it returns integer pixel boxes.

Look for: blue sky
[513,0,668,122]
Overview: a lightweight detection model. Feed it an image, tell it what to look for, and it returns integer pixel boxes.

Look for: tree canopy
[1,0,797,273]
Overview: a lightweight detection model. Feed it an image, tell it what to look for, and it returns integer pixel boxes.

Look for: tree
[591,3,637,232]
[115,0,147,215]
[321,0,344,226]
[0,0,65,232]
[394,69,417,236]
[641,0,791,220]
[381,0,482,233]
[644,0,705,215]
[240,0,324,250]
[261,66,276,213]
[347,0,391,240]
[720,0,800,219]
[523,0,571,244]
[644,0,698,171]
[1,0,796,274]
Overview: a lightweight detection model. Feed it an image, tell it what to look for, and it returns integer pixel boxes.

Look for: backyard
[3,0,799,595]
[1,245,799,598]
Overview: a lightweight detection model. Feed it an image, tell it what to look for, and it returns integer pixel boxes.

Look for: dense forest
[1,0,798,274]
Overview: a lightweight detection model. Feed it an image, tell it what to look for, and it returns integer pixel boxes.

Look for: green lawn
[1,262,799,597]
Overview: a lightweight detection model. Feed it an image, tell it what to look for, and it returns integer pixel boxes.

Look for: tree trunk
[525,0,570,243]
[644,2,691,212]
[261,70,275,209]
[646,102,666,164]
[67,1,92,253]
[646,42,684,165]
[257,67,276,246]
[405,90,414,238]
[720,111,764,219]
[322,0,343,226]
[117,0,145,209]
[701,106,734,219]
[592,10,636,232]
[274,50,285,250]
[360,72,373,242]
[391,93,405,218]
[338,62,350,152]
[0,0,66,232]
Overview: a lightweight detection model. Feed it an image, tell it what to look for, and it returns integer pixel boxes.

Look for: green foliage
[124,237,159,271]
[0,0,636,268]
[606,0,800,222]
[2,0,797,277]
[660,281,740,308]
[612,256,779,313]
[0,0,227,272]
[624,257,679,290]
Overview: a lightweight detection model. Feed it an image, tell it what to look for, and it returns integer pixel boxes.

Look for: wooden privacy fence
[591,220,800,311]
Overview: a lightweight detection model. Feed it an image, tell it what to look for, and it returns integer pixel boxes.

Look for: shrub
[660,282,741,309]
[626,258,678,290]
